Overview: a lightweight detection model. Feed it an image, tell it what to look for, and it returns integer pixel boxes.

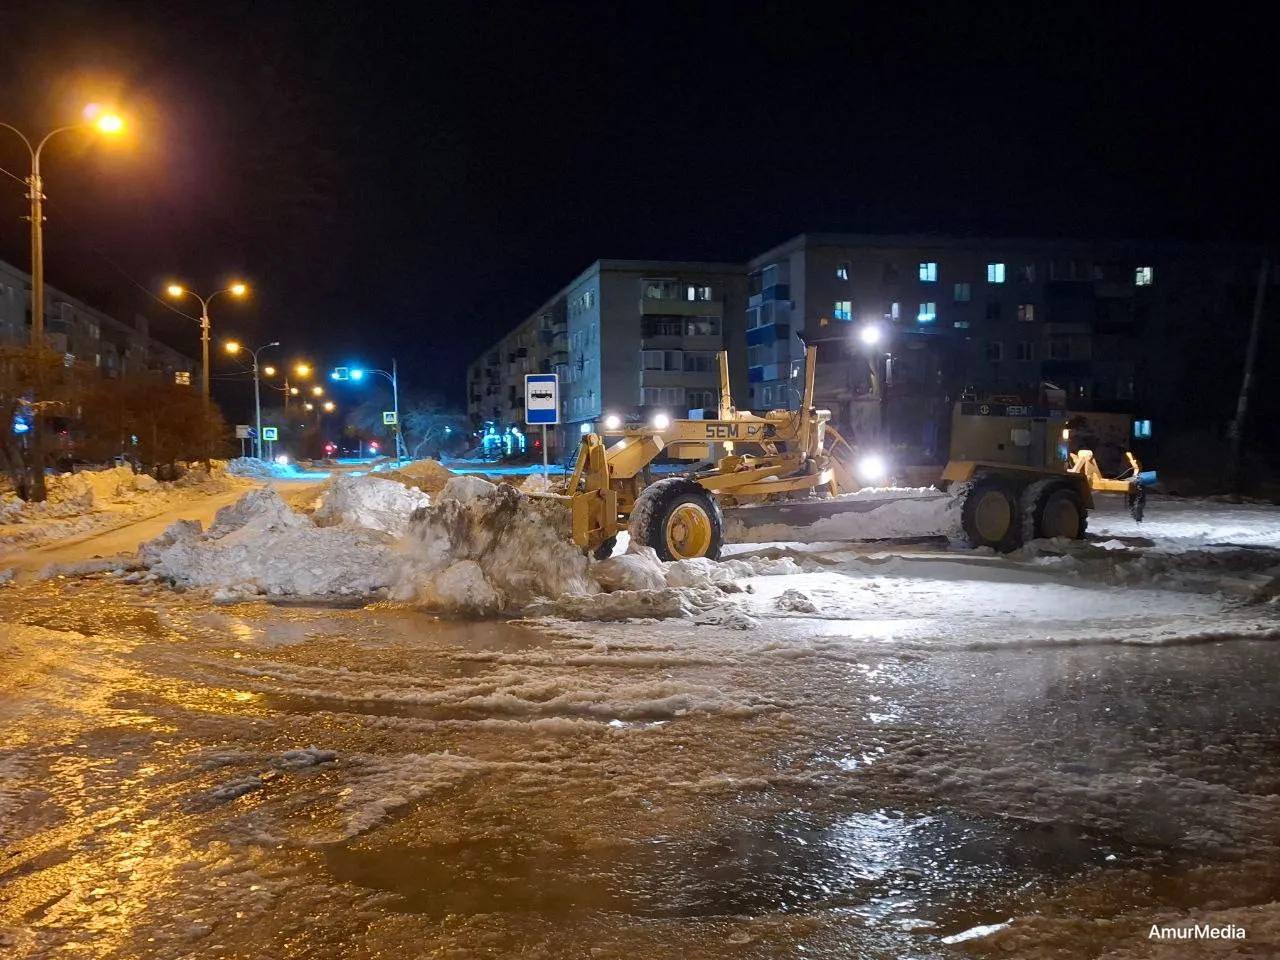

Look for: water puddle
[319,805,1131,933]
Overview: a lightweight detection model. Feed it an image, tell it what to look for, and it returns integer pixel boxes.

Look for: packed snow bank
[723,489,963,544]
[0,462,244,551]
[136,475,804,614]
[313,474,430,536]
[391,477,595,612]
[143,488,395,600]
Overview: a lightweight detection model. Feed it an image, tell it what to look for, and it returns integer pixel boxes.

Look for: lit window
[986,341,1004,361]
[954,282,971,302]
[1133,419,1152,439]
[986,263,1006,283]
[836,262,850,281]
[917,302,937,323]
[953,321,970,329]
[833,300,852,321]
[919,261,938,282]
[890,302,900,321]
[1135,266,1154,286]
[686,284,713,301]
[1017,303,1036,322]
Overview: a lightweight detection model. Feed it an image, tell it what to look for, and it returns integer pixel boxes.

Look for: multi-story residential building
[746,234,1264,462]
[467,259,748,456]
[1,258,197,384]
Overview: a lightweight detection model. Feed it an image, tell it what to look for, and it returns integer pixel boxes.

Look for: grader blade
[721,489,952,544]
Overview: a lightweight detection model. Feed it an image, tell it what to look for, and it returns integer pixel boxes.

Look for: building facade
[746,234,1262,462]
[467,259,748,457]
[468,237,1270,467]
[1,258,197,384]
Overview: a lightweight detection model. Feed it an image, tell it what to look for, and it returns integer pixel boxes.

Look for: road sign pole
[542,424,548,485]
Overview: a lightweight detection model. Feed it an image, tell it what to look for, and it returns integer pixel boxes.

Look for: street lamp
[225,339,279,458]
[1,107,126,350]
[330,359,404,460]
[167,281,250,406]
[1,107,125,500]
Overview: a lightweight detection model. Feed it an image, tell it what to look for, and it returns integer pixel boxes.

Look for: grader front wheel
[630,478,724,561]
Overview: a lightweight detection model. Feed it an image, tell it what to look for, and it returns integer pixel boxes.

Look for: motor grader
[559,346,1106,561]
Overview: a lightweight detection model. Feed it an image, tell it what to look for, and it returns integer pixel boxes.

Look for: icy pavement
[1,494,1279,958]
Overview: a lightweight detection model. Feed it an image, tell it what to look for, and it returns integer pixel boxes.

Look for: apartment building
[466,259,748,455]
[1,258,197,384]
[746,234,1261,461]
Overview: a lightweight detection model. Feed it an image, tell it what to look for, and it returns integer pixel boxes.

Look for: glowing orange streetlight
[166,281,250,405]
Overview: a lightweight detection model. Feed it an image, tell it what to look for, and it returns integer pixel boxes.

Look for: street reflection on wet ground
[2,576,1279,958]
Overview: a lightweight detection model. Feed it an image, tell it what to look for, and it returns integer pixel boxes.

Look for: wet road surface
[1,574,1279,958]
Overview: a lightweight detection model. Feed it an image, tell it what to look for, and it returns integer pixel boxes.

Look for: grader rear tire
[959,475,1022,552]
[629,478,724,561]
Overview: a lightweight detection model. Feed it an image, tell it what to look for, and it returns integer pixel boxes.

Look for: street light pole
[2,113,124,501]
[391,357,403,462]
[167,283,249,406]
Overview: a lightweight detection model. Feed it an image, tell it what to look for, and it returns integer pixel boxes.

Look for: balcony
[746,323,790,347]
[747,283,790,308]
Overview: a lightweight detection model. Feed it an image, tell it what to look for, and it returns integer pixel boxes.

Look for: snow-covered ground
[1,486,1278,958]
[0,464,255,554]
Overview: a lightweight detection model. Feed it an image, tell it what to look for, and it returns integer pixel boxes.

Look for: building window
[1135,266,1154,286]
[686,284,713,301]
[687,390,716,411]
[883,262,899,283]
[833,300,852,321]
[985,301,1002,321]
[986,341,1004,362]
[889,301,900,321]
[746,307,761,328]
[1015,341,1034,361]
[1049,337,1070,360]
[644,280,679,299]
[917,302,937,323]
[1133,419,1152,439]
[918,261,938,282]
[953,321,970,329]
[1020,263,1037,283]
[684,351,716,372]
[685,317,721,337]
[836,262,850,280]
[987,263,1006,284]
[954,282,971,302]
[1017,303,1036,322]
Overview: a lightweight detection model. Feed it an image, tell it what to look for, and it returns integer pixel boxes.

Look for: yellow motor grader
[559,346,1100,560]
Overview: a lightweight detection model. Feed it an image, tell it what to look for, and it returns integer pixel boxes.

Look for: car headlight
[603,414,622,431]
[652,413,671,430]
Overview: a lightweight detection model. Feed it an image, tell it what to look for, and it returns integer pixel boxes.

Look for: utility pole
[1228,255,1270,495]
[2,113,124,500]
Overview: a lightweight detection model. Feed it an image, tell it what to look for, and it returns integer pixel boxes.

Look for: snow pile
[391,476,595,613]
[143,487,395,599]
[313,474,430,536]
[518,472,553,494]
[723,489,963,544]
[226,457,296,479]
[381,458,456,494]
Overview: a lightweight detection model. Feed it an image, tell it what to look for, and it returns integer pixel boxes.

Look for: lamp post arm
[0,122,36,162]
[33,124,90,170]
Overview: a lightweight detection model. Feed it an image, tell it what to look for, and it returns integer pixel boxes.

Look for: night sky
[0,2,1275,419]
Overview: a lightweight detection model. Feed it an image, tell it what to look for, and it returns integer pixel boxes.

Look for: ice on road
[0,493,1278,958]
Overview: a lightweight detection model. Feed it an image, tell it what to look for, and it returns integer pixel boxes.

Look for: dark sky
[0,2,1275,417]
